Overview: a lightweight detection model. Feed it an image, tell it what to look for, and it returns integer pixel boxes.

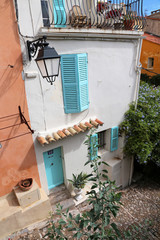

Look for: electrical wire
[141,67,160,75]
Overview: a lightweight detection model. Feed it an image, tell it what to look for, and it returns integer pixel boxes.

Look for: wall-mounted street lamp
[27,36,60,85]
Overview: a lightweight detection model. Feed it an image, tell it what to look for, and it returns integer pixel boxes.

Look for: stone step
[49,184,71,206]
[52,198,75,213]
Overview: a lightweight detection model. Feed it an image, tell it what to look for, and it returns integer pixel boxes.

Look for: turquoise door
[43,147,64,190]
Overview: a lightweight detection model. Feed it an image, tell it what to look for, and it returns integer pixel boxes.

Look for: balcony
[41,0,145,31]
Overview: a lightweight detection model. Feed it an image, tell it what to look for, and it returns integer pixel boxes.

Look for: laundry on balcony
[36,118,104,146]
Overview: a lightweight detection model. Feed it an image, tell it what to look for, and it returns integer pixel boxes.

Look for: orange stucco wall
[0,0,40,197]
[140,39,160,76]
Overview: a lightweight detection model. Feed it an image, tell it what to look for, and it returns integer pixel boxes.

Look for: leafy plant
[120,82,160,166]
[46,129,152,239]
[68,172,90,189]
[46,130,122,239]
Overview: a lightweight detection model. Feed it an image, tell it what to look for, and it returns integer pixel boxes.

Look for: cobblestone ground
[8,178,160,240]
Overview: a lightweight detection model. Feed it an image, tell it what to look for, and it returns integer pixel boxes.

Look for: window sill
[98,149,109,156]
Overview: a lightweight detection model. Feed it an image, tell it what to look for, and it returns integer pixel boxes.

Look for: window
[41,0,50,27]
[148,58,154,68]
[61,53,89,114]
[98,130,106,150]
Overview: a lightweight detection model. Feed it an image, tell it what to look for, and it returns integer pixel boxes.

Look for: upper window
[148,58,154,68]
[61,53,89,114]
[41,0,50,27]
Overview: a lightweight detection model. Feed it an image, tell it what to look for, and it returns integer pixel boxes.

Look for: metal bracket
[18,106,34,134]
[27,36,48,61]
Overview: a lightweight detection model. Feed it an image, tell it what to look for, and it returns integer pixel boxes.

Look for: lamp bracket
[27,36,48,61]
[18,106,34,134]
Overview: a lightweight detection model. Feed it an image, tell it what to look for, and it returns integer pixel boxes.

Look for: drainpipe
[129,37,143,186]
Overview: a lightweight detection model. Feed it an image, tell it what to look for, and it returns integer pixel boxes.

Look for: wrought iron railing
[41,0,145,30]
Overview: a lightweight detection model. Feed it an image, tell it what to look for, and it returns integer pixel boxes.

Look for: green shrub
[141,73,160,86]
[120,82,160,166]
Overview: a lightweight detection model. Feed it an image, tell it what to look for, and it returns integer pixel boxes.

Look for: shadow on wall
[0,54,23,99]
[1,144,39,190]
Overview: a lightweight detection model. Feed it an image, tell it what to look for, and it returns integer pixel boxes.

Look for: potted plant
[68,172,90,201]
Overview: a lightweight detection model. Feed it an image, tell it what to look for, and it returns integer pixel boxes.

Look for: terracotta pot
[18,178,33,191]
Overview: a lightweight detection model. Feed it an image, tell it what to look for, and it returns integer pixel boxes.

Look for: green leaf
[59,219,66,225]
[111,223,121,237]
[102,169,108,173]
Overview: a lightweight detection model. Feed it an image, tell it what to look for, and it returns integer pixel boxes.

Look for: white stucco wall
[17,0,143,195]
[23,37,141,194]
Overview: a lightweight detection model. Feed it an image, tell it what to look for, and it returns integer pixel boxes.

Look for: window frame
[147,57,154,69]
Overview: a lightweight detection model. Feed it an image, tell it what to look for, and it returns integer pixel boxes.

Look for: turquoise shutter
[110,126,119,151]
[61,54,80,113]
[90,134,98,160]
[78,53,89,111]
[61,53,89,114]
[53,0,66,28]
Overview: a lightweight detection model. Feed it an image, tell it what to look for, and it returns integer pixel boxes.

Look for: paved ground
[7,177,160,240]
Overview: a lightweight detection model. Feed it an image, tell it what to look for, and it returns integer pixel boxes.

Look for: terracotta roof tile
[90,120,99,127]
[37,118,103,146]
[95,118,104,125]
[79,123,87,131]
[46,135,55,143]
[68,127,77,135]
[57,130,67,138]
[37,136,48,146]
[144,33,160,45]
[85,122,93,129]
[53,132,61,141]
[62,128,72,136]
[74,125,84,133]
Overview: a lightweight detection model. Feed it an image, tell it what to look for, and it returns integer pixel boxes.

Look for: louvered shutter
[61,54,80,113]
[78,53,89,111]
[61,53,89,114]
[90,134,98,160]
[53,0,66,28]
[110,126,119,151]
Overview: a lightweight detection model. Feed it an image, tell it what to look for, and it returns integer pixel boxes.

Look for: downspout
[129,37,143,185]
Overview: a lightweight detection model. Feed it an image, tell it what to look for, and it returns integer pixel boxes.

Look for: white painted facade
[17,0,143,195]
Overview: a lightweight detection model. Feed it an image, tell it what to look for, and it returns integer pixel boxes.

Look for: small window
[41,0,50,27]
[98,131,106,150]
[148,58,154,68]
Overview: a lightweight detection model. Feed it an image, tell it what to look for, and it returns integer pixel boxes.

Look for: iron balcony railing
[41,0,145,30]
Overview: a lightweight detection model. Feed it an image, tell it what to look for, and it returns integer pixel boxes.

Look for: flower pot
[74,188,83,201]
[18,178,33,191]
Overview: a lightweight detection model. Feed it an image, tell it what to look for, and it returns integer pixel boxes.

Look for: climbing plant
[120,82,160,166]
